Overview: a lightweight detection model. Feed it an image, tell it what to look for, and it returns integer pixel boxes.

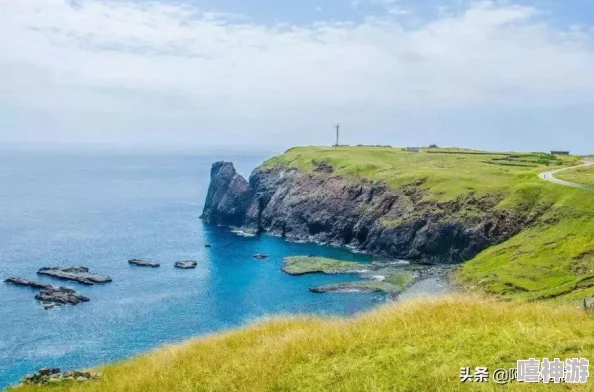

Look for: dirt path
[538,160,594,190]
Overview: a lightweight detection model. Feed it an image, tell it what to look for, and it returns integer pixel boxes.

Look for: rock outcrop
[37,267,112,285]
[5,277,90,309]
[18,368,102,386]
[175,260,197,269]
[35,287,90,309]
[201,161,539,264]
[128,259,160,268]
[5,277,52,290]
[201,161,254,227]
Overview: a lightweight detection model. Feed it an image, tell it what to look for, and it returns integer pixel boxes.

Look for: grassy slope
[12,296,594,392]
[265,146,594,301]
[556,165,594,186]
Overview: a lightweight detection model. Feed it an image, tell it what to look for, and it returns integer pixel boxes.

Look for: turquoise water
[0,148,384,387]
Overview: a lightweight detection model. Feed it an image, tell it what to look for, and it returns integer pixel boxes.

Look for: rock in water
[5,277,90,309]
[35,286,90,308]
[4,277,52,290]
[175,260,198,269]
[200,161,254,227]
[128,259,160,268]
[37,267,112,285]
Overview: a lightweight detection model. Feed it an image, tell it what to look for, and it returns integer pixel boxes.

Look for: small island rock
[128,259,160,268]
[5,277,90,309]
[35,286,90,309]
[175,260,198,269]
[4,277,52,290]
[37,267,112,285]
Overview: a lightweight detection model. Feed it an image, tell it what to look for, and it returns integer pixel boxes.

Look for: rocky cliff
[201,161,536,264]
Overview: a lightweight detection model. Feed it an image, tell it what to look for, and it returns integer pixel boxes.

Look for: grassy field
[265,146,594,301]
[265,146,577,202]
[11,296,594,392]
[556,164,594,186]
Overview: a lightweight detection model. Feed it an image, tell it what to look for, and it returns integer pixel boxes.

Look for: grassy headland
[265,146,594,301]
[264,146,577,202]
[11,296,594,392]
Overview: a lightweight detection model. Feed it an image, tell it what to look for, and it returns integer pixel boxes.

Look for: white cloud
[1,0,594,149]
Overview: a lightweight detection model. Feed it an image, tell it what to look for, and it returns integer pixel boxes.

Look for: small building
[551,150,570,155]
[406,147,420,153]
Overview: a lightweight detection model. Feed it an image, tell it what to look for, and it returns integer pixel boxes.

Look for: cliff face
[201,162,253,227]
[201,161,533,264]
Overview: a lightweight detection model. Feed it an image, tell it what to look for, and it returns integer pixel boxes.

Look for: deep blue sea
[0,148,386,387]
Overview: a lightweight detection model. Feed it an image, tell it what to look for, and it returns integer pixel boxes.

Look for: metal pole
[335,124,340,147]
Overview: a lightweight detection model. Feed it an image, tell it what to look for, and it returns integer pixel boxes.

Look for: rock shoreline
[18,368,102,386]
[201,161,536,264]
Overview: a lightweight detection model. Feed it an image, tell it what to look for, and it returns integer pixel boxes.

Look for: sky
[1,0,594,153]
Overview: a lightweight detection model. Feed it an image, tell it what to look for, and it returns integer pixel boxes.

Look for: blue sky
[1,0,594,153]
[189,0,594,27]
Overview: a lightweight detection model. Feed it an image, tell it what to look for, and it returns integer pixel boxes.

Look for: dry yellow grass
[11,296,594,392]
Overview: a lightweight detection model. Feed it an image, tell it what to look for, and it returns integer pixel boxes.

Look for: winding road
[538,160,594,190]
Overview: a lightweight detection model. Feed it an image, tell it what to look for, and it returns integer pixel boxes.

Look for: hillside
[203,146,594,301]
[11,296,594,391]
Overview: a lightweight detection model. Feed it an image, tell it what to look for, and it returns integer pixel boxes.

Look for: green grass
[265,146,577,203]
[11,296,594,392]
[282,257,368,275]
[265,146,594,300]
[384,270,415,290]
[556,165,594,186]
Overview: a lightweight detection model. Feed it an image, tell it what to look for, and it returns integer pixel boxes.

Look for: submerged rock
[4,277,52,290]
[310,281,397,295]
[175,260,198,269]
[37,267,112,285]
[128,259,160,268]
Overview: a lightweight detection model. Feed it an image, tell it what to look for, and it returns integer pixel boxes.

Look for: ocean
[0,148,386,387]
